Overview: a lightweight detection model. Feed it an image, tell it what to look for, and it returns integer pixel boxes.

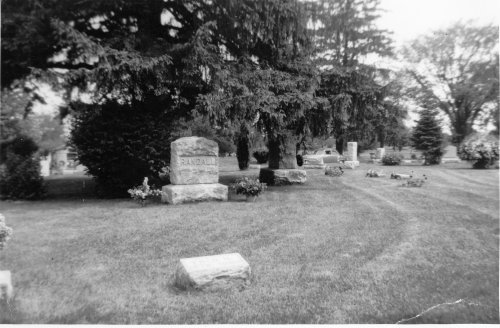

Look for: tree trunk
[267,133,297,169]
[335,136,345,155]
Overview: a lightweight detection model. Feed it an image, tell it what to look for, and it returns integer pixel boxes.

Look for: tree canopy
[401,22,499,144]
[2,0,399,173]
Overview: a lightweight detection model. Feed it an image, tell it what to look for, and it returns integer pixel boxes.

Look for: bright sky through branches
[377,0,499,46]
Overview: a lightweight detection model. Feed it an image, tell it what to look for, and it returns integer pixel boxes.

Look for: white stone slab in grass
[175,253,251,290]
[0,270,13,300]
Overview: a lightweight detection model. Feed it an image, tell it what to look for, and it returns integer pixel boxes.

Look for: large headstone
[162,137,228,204]
[170,137,219,184]
[174,253,251,290]
[441,145,461,163]
[343,142,359,168]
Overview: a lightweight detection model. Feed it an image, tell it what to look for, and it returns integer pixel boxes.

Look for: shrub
[382,154,402,166]
[0,135,46,200]
[0,213,13,251]
[411,108,444,165]
[296,154,303,167]
[458,133,499,169]
[71,102,178,197]
[128,177,163,206]
[236,125,250,170]
[253,149,269,164]
[230,177,266,197]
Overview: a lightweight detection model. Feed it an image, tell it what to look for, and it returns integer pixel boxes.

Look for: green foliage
[310,0,393,67]
[402,22,499,144]
[0,214,13,251]
[0,135,46,200]
[237,125,250,170]
[411,108,444,165]
[253,150,269,164]
[458,133,499,169]
[70,102,177,197]
[230,177,267,197]
[382,154,402,166]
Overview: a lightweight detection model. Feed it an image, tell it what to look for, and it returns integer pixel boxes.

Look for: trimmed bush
[236,125,250,170]
[0,135,46,200]
[70,102,177,197]
[253,150,269,164]
[458,133,499,169]
[382,154,402,166]
[296,154,303,167]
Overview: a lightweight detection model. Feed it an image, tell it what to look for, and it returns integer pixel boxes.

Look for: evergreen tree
[236,124,250,170]
[411,108,444,165]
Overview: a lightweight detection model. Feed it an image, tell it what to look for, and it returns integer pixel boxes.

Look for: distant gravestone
[175,253,251,290]
[343,142,359,168]
[302,155,326,169]
[376,147,385,159]
[0,271,13,300]
[162,137,228,204]
[441,145,461,164]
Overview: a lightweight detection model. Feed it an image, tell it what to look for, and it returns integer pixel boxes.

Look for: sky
[377,0,499,46]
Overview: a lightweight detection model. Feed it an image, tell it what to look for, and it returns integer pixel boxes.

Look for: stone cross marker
[175,253,251,290]
[162,137,228,204]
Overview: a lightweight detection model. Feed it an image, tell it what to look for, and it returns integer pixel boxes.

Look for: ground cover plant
[0,158,498,324]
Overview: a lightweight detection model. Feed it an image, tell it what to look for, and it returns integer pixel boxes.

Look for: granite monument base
[162,183,228,205]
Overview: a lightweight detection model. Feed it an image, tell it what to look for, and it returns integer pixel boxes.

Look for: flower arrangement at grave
[401,175,428,187]
[325,166,344,177]
[230,177,267,198]
[128,177,163,206]
[366,169,386,177]
[0,214,13,251]
[382,154,402,165]
[390,170,413,179]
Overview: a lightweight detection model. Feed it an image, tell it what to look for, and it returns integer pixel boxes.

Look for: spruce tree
[411,108,444,165]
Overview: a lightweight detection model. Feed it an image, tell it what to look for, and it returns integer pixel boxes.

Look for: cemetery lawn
[0,159,498,324]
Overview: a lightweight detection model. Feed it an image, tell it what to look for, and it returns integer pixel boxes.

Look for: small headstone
[344,142,360,168]
[0,271,13,300]
[376,147,385,159]
[162,137,228,204]
[175,253,251,290]
[441,145,461,163]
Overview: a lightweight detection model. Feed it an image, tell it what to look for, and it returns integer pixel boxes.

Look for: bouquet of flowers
[230,177,267,197]
[128,177,163,206]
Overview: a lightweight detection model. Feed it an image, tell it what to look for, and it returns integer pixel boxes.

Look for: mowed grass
[0,158,498,324]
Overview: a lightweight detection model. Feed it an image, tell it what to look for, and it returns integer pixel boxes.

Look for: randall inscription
[180,157,217,166]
